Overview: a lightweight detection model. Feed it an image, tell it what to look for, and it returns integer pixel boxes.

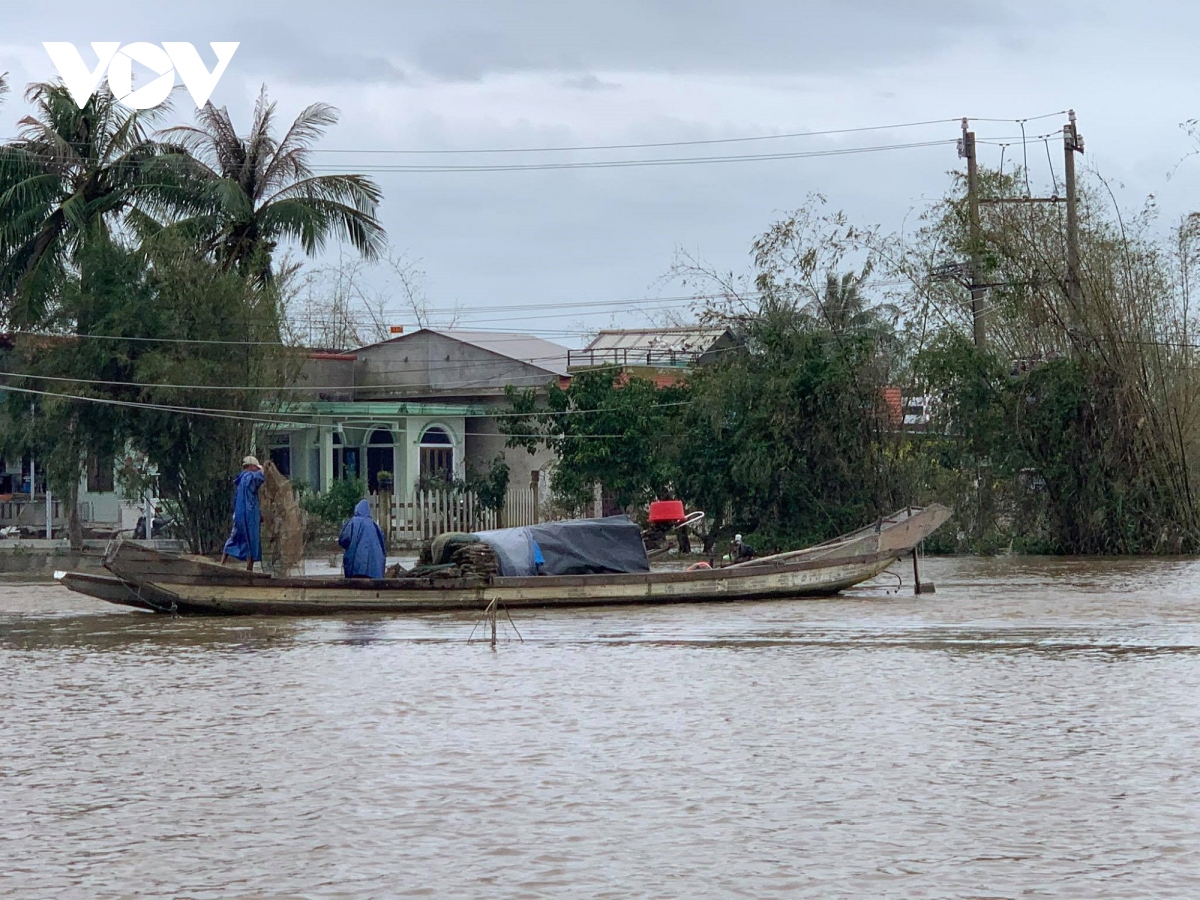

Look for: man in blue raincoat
[339,499,387,579]
[220,456,265,571]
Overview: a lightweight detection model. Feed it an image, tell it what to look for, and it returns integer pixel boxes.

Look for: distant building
[567,326,738,386]
[880,389,937,433]
[0,333,144,535]
[273,328,570,494]
[902,394,936,431]
[0,328,571,536]
[881,387,903,427]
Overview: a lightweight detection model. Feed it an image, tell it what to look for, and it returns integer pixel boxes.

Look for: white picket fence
[370,486,555,545]
[0,498,64,528]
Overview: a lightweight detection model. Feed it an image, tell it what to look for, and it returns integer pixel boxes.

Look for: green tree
[158,87,385,281]
[905,165,1200,553]
[0,81,174,326]
[691,309,896,548]
[0,81,182,545]
[504,370,687,512]
[2,239,287,553]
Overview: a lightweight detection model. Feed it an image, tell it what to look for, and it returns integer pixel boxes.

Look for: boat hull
[92,504,951,616]
[112,554,898,616]
[53,570,176,612]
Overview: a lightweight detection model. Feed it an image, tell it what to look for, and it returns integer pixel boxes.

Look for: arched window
[419,426,454,482]
[332,431,359,481]
[366,429,395,493]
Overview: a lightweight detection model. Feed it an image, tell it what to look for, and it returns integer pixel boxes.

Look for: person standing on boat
[220,456,265,571]
[339,499,387,579]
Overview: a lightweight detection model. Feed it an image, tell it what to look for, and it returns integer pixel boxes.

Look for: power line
[0,367,568,395]
[310,140,958,173]
[288,279,911,323]
[289,291,715,318]
[5,329,286,347]
[0,381,686,435]
[10,280,910,347]
[309,112,1070,156]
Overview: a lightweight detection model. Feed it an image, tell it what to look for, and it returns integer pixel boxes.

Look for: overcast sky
[2,1,1198,346]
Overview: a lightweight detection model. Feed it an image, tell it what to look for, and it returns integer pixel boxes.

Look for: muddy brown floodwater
[3,556,1200,898]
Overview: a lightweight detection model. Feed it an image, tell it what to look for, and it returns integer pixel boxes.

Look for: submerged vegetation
[508,174,1200,555]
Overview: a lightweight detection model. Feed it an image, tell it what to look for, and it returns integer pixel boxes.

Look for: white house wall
[465,417,556,493]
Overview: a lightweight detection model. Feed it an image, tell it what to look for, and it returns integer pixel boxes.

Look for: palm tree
[0,80,181,548]
[0,81,172,325]
[158,87,385,280]
[806,271,900,340]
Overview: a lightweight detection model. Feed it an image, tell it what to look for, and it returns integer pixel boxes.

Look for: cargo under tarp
[474,515,650,577]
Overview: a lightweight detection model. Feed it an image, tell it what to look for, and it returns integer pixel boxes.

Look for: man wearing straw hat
[220,456,265,571]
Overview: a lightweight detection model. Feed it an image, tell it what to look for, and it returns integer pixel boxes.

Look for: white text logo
[42,42,240,110]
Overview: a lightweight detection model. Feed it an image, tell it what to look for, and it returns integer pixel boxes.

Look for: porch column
[319,426,334,493]
[391,423,405,493]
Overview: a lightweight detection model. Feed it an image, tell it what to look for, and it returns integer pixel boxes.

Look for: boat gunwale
[106,544,910,591]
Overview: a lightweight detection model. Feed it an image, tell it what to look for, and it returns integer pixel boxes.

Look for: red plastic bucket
[648,499,686,526]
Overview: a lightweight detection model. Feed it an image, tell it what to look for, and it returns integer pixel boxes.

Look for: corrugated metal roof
[584,326,730,353]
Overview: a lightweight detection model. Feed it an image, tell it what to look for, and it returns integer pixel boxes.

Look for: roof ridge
[595,328,724,336]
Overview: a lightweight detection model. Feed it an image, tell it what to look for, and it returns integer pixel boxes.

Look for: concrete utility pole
[1063,110,1085,319]
[961,119,987,348]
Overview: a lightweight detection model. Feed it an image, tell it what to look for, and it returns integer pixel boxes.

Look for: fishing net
[260,461,306,575]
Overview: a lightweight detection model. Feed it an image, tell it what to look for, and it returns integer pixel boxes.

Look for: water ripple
[3,556,1200,897]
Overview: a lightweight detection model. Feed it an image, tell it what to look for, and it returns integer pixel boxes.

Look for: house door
[366,429,394,493]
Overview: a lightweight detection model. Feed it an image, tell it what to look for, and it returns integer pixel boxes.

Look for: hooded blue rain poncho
[339,499,387,578]
[222,468,265,561]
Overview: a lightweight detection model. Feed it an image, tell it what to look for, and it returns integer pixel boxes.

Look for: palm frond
[258,194,385,259]
[262,172,382,213]
[149,87,386,274]
[259,101,338,194]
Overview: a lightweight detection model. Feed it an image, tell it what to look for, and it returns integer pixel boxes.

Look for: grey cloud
[230,22,408,85]
[0,0,1190,338]
[561,74,622,92]
[205,0,1021,83]
[3,1,1032,86]
[389,0,1013,81]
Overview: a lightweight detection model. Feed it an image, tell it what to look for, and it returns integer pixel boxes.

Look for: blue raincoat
[339,499,387,579]
[222,469,265,561]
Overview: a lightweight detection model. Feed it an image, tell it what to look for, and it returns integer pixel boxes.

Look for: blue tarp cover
[474,516,649,577]
[473,526,541,576]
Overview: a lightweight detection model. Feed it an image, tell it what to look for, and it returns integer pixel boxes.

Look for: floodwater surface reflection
[3,556,1200,898]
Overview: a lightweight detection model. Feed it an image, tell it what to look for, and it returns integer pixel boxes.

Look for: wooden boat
[61,505,952,616]
[53,570,176,612]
